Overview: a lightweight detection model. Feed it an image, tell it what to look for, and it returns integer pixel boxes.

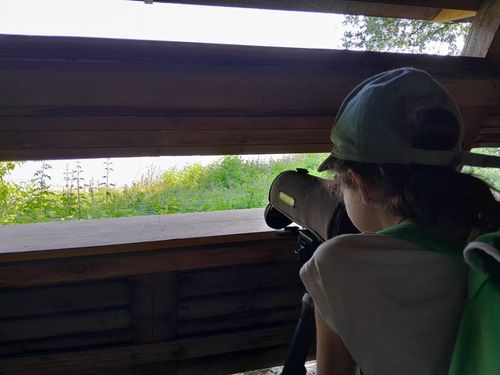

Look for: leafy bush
[2,151,497,225]
[0,154,327,224]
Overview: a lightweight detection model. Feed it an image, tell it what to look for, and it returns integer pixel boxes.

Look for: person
[299,67,500,375]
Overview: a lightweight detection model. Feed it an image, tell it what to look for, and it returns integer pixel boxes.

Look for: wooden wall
[0,210,306,375]
[1,35,499,161]
[0,262,303,374]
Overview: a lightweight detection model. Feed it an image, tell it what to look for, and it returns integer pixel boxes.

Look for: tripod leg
[281,293,315,375]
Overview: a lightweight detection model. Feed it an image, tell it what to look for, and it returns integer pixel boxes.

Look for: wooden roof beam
[462,0,500,59]
[141,0,480,11]
[347,0,479,10]
[136,0,480,20]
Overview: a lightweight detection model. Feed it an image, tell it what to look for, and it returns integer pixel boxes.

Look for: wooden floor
[0,209,305,374]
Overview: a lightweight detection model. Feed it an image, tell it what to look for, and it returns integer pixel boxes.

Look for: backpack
[381,226,500,374]
[448,231,500,375]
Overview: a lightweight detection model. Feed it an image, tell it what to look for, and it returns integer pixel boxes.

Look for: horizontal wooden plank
[1,62,497,112]
[481,115,500,130]
[0,143,331,160]
[0,128,330,149]
[0,330,132,356]
[179,261,300,297]
[134,0,481,18]
[0,280,129,318]
[479,129,500,135]
[10,34,497,66]
[0,326,295,374]
[0,113,497,159]
[0,115,333,131]
[473,112,500,146]
[1,35,499,158]
[177,306,300,336]
[0,308,130,342]
[0,236,297,287]
[349,0,479,9]
[473,140,500,147]
[0,209,281,262]
[0,66,355,112]
[178,285,303,320]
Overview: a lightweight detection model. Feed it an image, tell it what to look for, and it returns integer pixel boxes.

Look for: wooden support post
[462,0,500,58]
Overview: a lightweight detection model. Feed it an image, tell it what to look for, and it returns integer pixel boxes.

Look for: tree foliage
[342,16,470,55]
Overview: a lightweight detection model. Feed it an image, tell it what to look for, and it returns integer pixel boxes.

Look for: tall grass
[2,149,498,225]
[0,154,327,224]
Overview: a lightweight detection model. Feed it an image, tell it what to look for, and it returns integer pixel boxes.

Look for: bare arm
[315,309,357,375]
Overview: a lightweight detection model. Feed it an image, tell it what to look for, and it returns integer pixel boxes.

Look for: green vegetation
[1,149,498,225]
[463,148,500,190]
[0,154,327,224]
[342,16,470,55]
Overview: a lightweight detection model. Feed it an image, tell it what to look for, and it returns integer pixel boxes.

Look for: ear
[346,169,379,205]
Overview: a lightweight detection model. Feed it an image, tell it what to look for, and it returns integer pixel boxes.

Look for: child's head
[320,68,500,235]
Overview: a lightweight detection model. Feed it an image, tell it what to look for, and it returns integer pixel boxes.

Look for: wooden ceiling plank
[462,0,500,58]
[141,0,479,13]
[348,0,479,10]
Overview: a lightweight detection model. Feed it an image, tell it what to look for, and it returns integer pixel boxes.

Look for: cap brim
[317,154,336,172]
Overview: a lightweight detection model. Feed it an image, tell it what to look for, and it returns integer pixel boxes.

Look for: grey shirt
[300,232,466,375]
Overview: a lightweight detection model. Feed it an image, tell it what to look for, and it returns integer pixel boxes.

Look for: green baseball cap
[318,67,500,172]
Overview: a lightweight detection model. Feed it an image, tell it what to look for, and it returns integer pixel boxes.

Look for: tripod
[281,230,322,375]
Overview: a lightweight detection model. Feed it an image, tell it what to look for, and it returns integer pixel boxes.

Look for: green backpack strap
[448,231,500,375]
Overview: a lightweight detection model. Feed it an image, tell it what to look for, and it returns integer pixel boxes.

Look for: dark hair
[332,107,500,236]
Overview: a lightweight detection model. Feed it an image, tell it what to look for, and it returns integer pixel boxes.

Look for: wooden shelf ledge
[0,208,290,263]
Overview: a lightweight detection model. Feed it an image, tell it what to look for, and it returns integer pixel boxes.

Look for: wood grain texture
[0,280,128,318]
[0,208,281,262]
[130,273,178,342]
[132,0,481,18]
[177,306,300,336]
[177,285,303,320]
[178,260,300,297]
[462,0,500,58]
[0,326,295,374]
[1,35,499,159]
[0,236,297,287]
[475,115,500,146]
[0,330,132,357]
[0,308,131,342]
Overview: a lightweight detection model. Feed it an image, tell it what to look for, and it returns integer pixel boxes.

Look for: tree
[342,16,470,55]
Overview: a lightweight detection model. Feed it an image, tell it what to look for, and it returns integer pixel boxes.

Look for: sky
[0,0,345,48]
[0,0,346,188]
